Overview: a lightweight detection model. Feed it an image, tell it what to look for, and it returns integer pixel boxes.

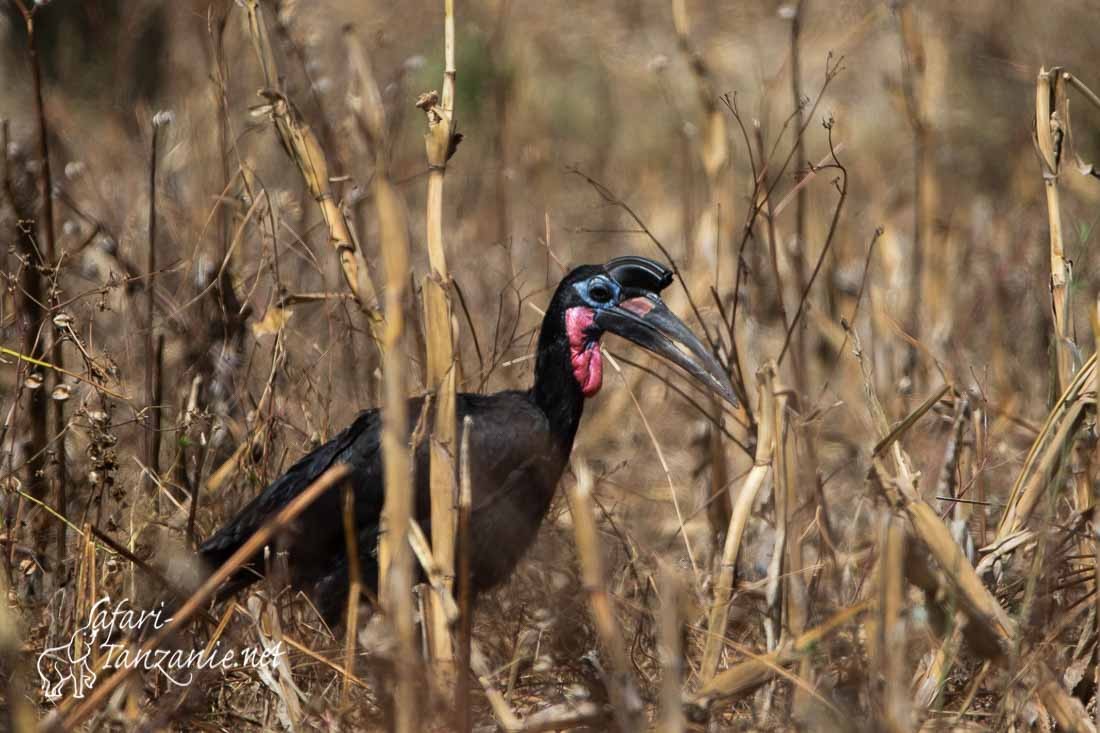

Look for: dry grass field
[4,0,1100,730]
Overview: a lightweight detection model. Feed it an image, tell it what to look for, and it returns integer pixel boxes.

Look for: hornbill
[198,256,737,623]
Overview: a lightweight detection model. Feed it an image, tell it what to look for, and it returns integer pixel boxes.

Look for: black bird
[198,256,737,623]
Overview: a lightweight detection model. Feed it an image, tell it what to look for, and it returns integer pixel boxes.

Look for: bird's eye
[589,282,613,303]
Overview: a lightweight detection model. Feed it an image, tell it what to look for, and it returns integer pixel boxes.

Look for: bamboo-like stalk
[871,453,1016,641]
[897,3,927,374]
[787,0,812,393]
[760,373,790,721]
[659,565,685,733]
[774,378,811,717]
[1036,67,1074,394]
[241,0,382,334]
[995,353,1095,539]
[700,364,777,682]
[671,0,736,554]
[345,24,423,725]
[566,462,642,731]
[374,132,419,733]
[418,0,461,688]
[879,512,909,732]
[671,0,728,205]
[898,5,950,363]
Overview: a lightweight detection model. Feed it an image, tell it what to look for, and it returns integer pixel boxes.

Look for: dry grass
[5,0,1100,730]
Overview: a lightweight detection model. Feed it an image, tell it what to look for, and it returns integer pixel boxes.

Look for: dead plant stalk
[375,120,419,733]
[419,0,461,690]
[856,336,1093,731]
[241,0,382,335]
[700,363,778,682]
[342,28,421,724]
[567,462,643,731]
[1035,67,1074,394]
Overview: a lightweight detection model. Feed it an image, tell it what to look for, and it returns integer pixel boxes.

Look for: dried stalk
[344,25,421,723]
[659,565,685,733]
[688,601,872,718]
[241,0,381,333]
[787,0,811,392]
[858,347,1093,730]
[671,0,731,264]
[418,0,461,688]
[872,453,1016,643]
[1036,66,1074,393]
[700,363,778,682]
[374,138,419,733]
[566,462,643,731]
[408,504,609,733]
[671,0,736,559]
[898,4,950,362]
[879,512,909,731]
[776,382,808,649]
[4,152,49,528]
[995,353,1095,539]
[3,123,39,583]
[910,398,972,714]
[898,3,927,369]
[764,381,790,652]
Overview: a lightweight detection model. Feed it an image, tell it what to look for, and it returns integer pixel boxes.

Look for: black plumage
[198,257,735,623]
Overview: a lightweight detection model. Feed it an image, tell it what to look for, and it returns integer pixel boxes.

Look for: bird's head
[553,256,738,406]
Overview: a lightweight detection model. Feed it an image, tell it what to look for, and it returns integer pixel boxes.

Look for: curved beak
[594,293,739,407]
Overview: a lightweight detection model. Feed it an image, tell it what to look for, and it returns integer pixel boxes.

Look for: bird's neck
[531,306,586,452]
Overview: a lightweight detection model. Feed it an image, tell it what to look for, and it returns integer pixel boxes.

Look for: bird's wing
[459,392,564,515]
[198,407,383,564]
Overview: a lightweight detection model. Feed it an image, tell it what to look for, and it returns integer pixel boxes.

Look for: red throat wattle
[565,306,603,397]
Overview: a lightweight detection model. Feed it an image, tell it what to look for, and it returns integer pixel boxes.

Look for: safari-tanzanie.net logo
[36,596,284,702]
